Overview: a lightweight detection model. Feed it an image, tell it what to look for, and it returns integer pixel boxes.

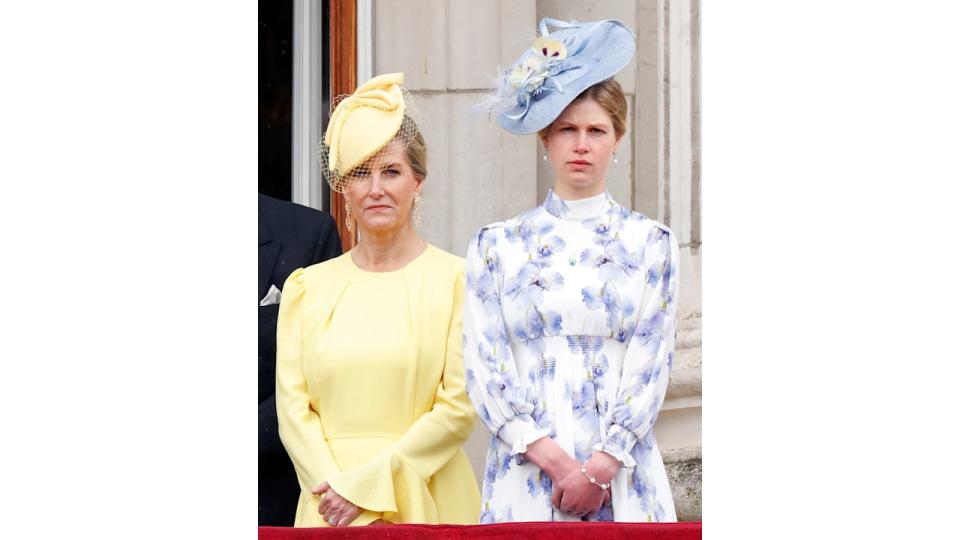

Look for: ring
[328,516,336,526]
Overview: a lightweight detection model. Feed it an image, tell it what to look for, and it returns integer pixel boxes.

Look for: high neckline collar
[542,189,613,221]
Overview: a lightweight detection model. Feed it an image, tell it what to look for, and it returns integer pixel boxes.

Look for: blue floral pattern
[463,190,679,523]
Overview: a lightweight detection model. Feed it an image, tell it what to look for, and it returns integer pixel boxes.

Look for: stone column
[649,0,702,520]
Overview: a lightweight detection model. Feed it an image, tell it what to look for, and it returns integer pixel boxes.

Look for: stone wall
[372,0,701,521]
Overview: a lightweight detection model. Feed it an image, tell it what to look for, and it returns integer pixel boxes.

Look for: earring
[345,200,353,232]
[613,152,619,165]
[413,192,423,228]
[543,151,548,162]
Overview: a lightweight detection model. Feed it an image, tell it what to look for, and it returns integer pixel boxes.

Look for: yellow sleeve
[326,270,477,518]
[275,268,381,526]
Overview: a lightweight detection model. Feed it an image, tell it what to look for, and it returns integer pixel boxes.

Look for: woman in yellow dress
[276,72,480,528]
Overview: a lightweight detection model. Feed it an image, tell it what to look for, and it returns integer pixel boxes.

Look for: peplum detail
[328,451,438,522]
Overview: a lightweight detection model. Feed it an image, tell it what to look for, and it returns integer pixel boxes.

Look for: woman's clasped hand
[312,482,361,527]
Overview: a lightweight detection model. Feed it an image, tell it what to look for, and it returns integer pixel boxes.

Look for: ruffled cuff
[326,453,439,523]
[594,423,639,468]
[497,414,549,456]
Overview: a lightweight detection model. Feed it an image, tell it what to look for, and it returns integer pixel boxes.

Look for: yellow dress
[276,244,480,527]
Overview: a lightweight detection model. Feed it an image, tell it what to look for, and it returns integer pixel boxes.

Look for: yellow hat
[323,72,406,178]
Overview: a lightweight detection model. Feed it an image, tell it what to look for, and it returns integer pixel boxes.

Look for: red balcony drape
[260,522,702,540]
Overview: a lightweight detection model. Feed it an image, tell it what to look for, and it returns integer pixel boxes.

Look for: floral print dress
[463,190,679,523]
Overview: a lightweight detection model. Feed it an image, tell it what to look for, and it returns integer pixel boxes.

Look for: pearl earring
[543,151,548,162]
[613,152,619,165]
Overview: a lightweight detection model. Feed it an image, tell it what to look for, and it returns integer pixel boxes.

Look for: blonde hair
[393,115,427,181]
[538,79,628,142]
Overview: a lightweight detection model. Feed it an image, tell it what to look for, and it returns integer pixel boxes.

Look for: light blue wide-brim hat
[496,18,636,135]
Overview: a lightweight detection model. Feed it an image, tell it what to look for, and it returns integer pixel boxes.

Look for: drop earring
[543,151,548,162]
[613,152,619,165]
[413,192,423,228]
[345,200,353,232]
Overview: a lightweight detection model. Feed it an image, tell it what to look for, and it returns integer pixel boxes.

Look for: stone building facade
[298,0,701,521]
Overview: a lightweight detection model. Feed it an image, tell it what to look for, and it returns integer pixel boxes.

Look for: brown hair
[538,79,628,142]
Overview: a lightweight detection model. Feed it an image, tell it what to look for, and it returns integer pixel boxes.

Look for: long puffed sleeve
[276,268,381,525]
[462,228,550,456]
[324,270,478,519]
[595,226,679,467]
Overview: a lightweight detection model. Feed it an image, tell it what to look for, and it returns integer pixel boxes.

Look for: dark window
[259,1,293,201]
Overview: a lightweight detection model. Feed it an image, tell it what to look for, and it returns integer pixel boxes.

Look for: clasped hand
[525,438,619,518]
[311,482,361,527]
[549,453,615,517]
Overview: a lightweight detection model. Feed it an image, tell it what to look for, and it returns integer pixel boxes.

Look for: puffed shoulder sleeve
[276,268,381,525]
[595,227,679,467]
[325,267,477,520]
[462,229,549,456]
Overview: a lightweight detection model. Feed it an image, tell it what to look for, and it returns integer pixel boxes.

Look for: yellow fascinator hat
[320,72,420,193]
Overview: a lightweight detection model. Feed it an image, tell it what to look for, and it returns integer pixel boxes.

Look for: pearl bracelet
[580,466,610,491]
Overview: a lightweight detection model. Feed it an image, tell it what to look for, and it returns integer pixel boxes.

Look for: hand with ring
[311,481,361,527]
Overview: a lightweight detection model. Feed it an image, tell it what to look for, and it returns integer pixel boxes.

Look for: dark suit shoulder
[259,194,335,237]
